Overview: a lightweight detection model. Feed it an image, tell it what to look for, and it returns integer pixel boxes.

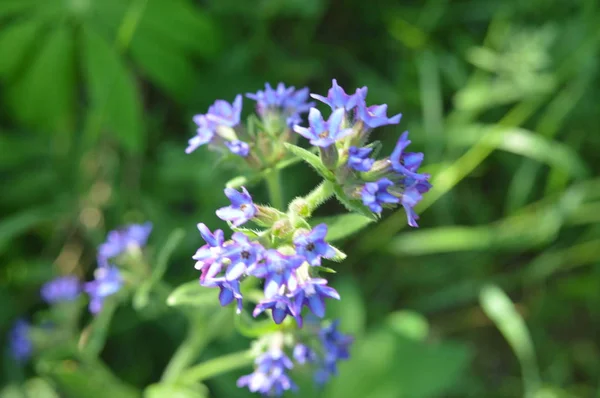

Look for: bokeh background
[1,0,599,397]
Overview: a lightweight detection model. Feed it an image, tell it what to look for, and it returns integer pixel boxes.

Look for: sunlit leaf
[166,280,219,308]
[284,143,335,181]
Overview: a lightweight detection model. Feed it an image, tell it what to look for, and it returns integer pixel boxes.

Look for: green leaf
[332,184,378,221]
[6,24,75,133]
[313,265,337,274]
[233,310,282,338]
[284,143,335,181]
[144,383,207,398]
[81,27,143,152]
[311,213,374,242]
[0,20,43,79]
[166,280,219,308]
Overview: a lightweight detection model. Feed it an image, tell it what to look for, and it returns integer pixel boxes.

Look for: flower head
[186,115,215,154]
[293,343,317,365]
[206,95,243,128]
[293,224,336,266]
[221,232,264,280]
[41,276,80,304]
[193,223,226,281]
[238,349,297,397]
[292,278,340,318]
[401,185,425,228]
[249,250,304,298]
[317,320,353,382]
[225,140,250,157]
[356,101,402,128]
[361,178,399,214]
[84,266,122,314]
[247,83,314,127]
[9,319,32,362]
[389,132,429,181]
[311,79,366,111]
[97,222,152,266]
[202,277,243,313]
[293,108,352,148]
[216,187,257,227]
[347,146,375,172]
[253,295,296,324]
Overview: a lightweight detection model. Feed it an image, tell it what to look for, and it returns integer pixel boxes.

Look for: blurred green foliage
[1,0,599,397]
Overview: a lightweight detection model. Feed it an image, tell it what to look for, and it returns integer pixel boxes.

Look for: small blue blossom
[216,187,257,227]
[293,343,317,365]
[247,83,314,127]
[41,276,80,304]
[361,178,400,214]
[202,277,243,314]
[293,224,336,266]
[225,140,250,157]
[193,223,226,281]
[253,295,296,324]
[186,115,215,154]
[401,185,424,228]
[347,146,375,172]
[221,232,264,280]
[293,108,353,148]
[389,131,430,181]
[249,250,304,298]
[84,266,123,314]
[356,100,402,128]
[206,95,243,128]
[97,222,152,266]
[292,278,340,319]
[9,319,32,362]
[317,320,353,383]
[311,79,366,111]
[238,349,297,397]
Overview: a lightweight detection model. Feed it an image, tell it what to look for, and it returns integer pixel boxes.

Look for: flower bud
[319,145,339,170]
[288,198,311,218]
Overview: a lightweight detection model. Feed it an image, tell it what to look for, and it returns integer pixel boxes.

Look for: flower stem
[304,180,335,215]
[265,169,284,210]
[178,350,254,384]
[160,319,208,383]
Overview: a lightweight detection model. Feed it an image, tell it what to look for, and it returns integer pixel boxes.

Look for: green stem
[160,320,207,383]
[304,180,335,215]
[265,169,284,210]
[178,350,254,384]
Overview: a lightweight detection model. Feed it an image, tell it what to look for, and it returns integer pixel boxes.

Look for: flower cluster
[294,79,432,226]
[40,275,81,304]
[238,320,353,396]
[186,83,314,170]
[85,223,152,314]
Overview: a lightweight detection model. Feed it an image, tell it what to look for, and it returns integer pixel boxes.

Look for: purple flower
[41,276,80,304]
[193,223,226,281]
[206,95,243,128]
[216,187,256,227]
[293,343,317,365]
[9,319,32,362]
[401,185,424,228]
[186,115,215,154]
[221,232,264,280]
[97,222,152,266]
[347,146,375,172]
[253,295,296,324]
[311,79,366,111]
[202,277,243,314]
[84,266,122,314]
[247,83,314,127]
[356,100,402,128]
[237,349,297,397]
[292,278,340,318]
[293,224,336,266]
[293,108,353,148]
[317,320,353,382]
[389,132,429,181]
[225,140,250,157]
[249,250,304,298]
[361,178,399,214]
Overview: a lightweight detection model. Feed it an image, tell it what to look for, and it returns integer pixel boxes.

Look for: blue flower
[401,185,424,228]
[356,100,402,128]
[221,232,264,280]
[293,343,317,365]
[316,320,353,382]
[97,222,152,266]
[253,295,296,324]
[292,278,340,318]
[247,83,314,127]
[41,276,80,304]
[361,178,400,214]
[193,223,226,281]
[202,277,243,314]
[84,266,123,314]
[293,224,336,266]
[389,131,429,181]
[216,187,257,227]
[311,79,366,111]
[225,140,250,157]
[237,349,297,397]
[9,319,32,362]
[293,108,353,148]
[249,250,304,298]
[186,115,215,154]
[347,146,375,172]
[206,95,243,128]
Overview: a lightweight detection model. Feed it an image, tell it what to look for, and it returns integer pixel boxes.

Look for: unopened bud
[289,198,311,218]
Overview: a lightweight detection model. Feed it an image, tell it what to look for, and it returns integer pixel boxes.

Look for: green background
[1,0,599,397]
